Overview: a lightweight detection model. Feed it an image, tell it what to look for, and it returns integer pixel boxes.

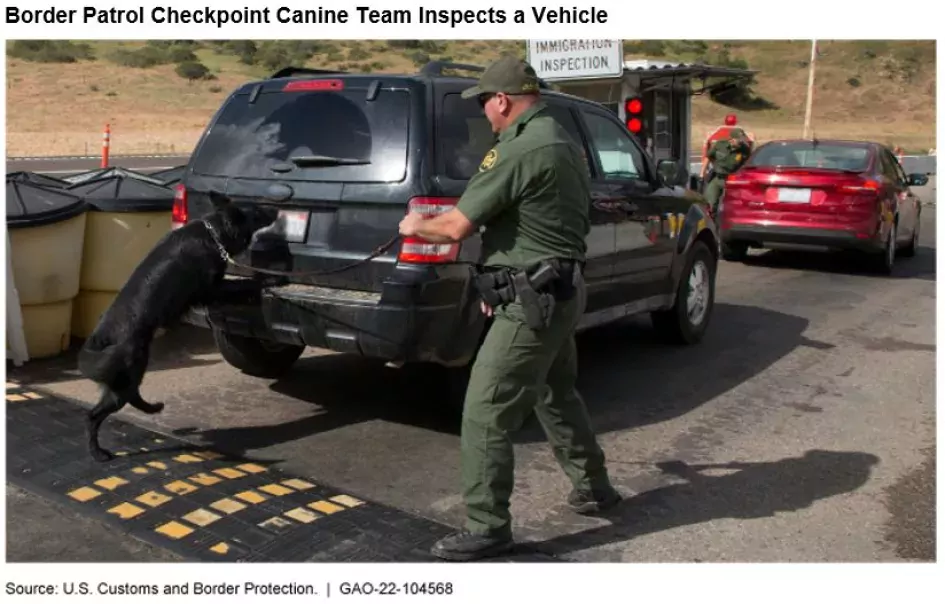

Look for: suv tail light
[171,183,188,229]
[398,197,461,264]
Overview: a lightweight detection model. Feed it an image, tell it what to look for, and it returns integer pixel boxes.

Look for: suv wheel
[721,240,748,262]
[213,328,304,378]
[651,240,716,345]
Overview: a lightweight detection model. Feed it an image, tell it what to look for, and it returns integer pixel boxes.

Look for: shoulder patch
[480,148,499,172]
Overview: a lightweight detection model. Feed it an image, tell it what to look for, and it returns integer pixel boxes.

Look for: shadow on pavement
[740,245,935,282]
[529,449,880,560]
[177,303,818,453]
[515,302,821,443]
[6,323,222,386]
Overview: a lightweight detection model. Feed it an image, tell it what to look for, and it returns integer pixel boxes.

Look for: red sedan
[717,139,926,273]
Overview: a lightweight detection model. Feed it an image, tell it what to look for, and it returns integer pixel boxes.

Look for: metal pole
[802,40,817,139]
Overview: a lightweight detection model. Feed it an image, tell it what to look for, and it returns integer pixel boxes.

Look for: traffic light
[624,96,644,141]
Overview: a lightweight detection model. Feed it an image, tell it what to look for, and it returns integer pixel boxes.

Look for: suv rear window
[192,86,410,183]
[438,94,588,180]
[438,94,495,180]
[748,142,871,172]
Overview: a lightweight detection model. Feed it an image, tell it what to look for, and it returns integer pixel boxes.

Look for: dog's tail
[77,336,135,388]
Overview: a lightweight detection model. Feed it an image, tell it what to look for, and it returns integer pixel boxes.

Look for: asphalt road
[6,207,935,562]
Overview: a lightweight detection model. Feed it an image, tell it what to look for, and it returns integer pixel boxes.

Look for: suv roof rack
[269,66,347,79]
[419,60,552,89]
[420,61,485,77]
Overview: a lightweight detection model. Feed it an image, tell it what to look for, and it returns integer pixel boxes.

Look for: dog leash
[202,220,402,277]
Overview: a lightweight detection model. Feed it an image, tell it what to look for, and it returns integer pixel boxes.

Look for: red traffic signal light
[625,96,643,134]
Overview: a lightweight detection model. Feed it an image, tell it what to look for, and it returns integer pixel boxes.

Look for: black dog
[77,192,278,462]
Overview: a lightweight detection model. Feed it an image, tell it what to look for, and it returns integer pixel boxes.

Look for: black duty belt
[474,258,581,331]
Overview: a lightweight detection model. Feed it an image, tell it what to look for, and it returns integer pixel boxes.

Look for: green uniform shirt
[456,102,590,270]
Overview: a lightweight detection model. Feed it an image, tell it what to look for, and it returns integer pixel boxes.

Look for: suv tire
[651,240,716,345]
[213,329,304,378]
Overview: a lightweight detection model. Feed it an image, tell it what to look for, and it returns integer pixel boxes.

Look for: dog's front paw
[91,448,115,463]
[144,402,166,415]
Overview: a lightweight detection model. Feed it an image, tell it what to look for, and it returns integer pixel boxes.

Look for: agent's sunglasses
[477,93,496,109]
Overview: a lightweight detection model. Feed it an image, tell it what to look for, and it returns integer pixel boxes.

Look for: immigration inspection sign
[526,39,624,81]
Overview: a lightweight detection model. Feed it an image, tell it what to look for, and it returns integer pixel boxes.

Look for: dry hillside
[5,39,936,157]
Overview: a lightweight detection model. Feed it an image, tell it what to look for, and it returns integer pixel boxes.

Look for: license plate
[276,210,309,242]
[777,188,811,203]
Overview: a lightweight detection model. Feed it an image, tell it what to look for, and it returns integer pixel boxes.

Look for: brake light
[282,79,344,92]
[398,197,461,264]
[838,179,880,193]
[725,175,752,187]
[171,183,188,228]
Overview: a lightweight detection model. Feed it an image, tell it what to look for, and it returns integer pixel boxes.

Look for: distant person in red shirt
[700,114,755,214]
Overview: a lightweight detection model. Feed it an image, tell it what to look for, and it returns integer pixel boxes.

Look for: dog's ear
[208,190,232,211]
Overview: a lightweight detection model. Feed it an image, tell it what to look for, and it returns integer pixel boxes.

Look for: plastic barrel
[6,179,88,358]
[68,174,174,338]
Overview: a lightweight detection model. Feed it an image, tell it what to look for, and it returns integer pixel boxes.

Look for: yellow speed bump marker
[68,487,102,502]
[108,502,146,520]
[94,476,129,491]
[308,500,344,515]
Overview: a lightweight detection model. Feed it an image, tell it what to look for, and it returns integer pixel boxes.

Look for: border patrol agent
[700,114,755,214]
[399,56,621,561]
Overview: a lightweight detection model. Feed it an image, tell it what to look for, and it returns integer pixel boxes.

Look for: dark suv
[177,63,720,383]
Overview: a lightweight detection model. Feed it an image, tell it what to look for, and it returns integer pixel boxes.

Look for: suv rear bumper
[185,271,487,367]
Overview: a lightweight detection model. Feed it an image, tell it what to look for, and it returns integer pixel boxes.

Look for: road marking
[94,476,129,491]
[182,508,221,527]
[259,516,294,531]
[282,479,315,491]
[209,542,230,554]
[284,507,320,523]
[188,472,223,486]
[258,483,294,497]
[136,491,172,508]
[210,498,247,515]
[309,500,345,515]
[108,502,146,520]
[164,480,199,495]
[155,521,194,540]
[234,490,268,504]
[237,463,267,474]
[68,487,101,502]
[331,494,365,508]
[213,467,247,480]
[173,454,205,464]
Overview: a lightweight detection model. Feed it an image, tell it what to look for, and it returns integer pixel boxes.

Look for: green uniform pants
[704,173,726,213]
[460,273,612,537]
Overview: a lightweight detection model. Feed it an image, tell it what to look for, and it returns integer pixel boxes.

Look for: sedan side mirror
[908,173,929,187]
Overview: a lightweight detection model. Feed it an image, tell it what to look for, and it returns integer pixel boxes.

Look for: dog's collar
[201,219,232,262]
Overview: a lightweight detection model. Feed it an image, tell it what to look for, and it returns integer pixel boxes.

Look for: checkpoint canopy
[526,40,756,183]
